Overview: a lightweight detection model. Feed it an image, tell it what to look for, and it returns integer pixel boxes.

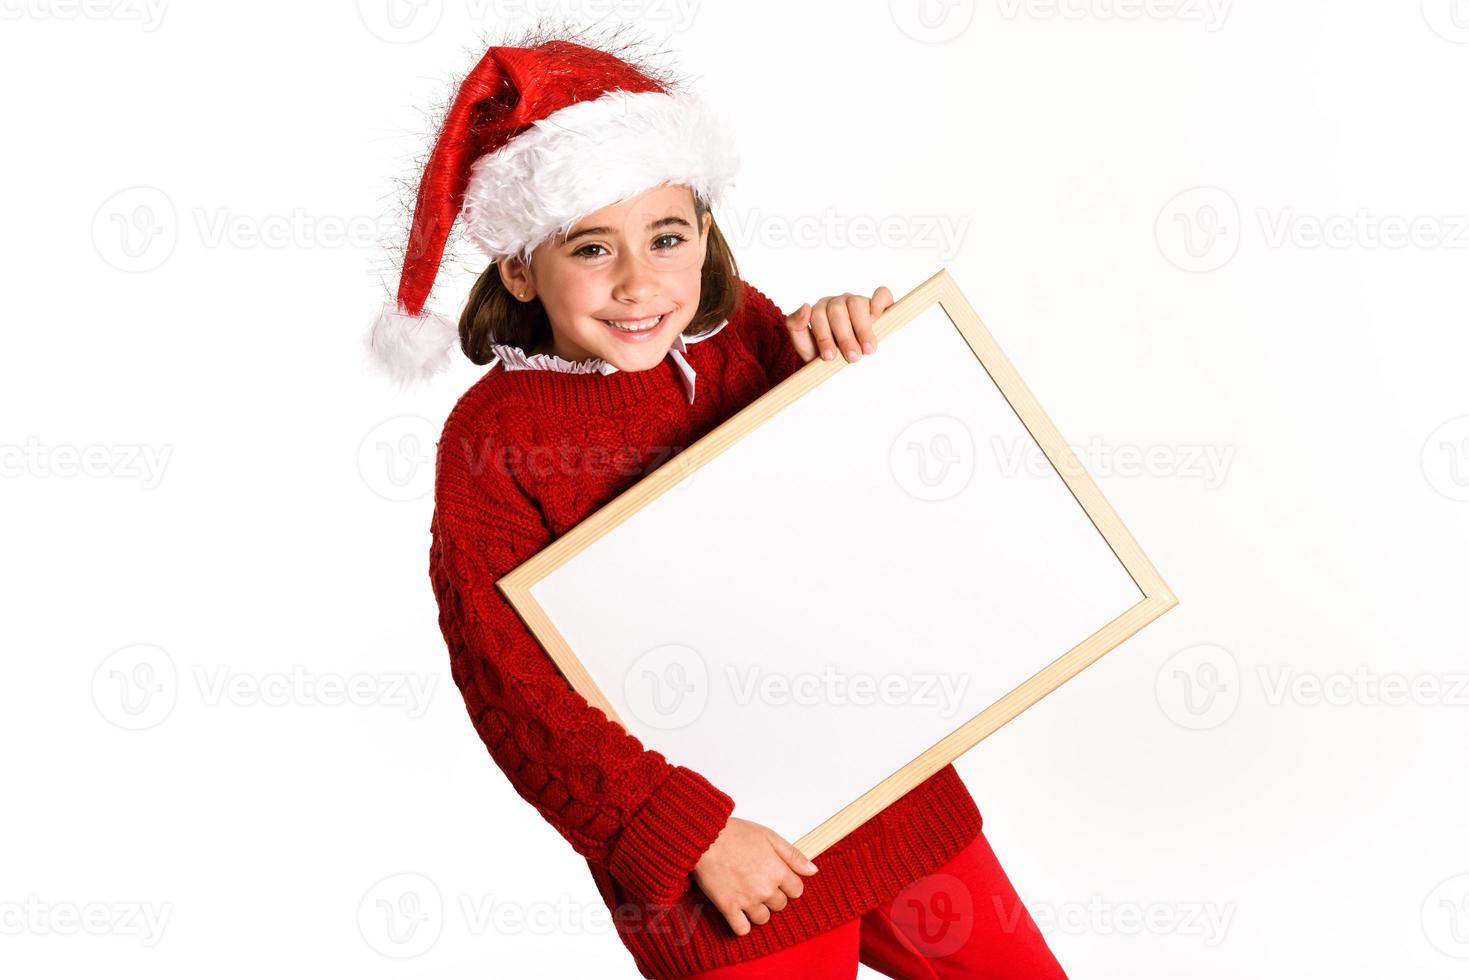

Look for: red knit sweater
[428,279,984,978]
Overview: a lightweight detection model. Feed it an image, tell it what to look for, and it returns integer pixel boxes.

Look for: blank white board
[501,268,1176,857]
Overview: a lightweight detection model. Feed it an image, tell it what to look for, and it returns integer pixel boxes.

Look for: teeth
[603,314,662,331]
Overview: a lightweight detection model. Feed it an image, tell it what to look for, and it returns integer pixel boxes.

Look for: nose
[610,249,659,305]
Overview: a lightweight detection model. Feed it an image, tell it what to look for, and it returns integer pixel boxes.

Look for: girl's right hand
[691,816,820,936]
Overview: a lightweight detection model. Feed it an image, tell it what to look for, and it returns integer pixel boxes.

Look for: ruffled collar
[489,317,729,405]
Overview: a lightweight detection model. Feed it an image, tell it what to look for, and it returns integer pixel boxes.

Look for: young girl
[367,26,1069,980]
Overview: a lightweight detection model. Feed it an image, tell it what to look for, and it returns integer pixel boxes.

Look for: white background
[2,2,1467,978]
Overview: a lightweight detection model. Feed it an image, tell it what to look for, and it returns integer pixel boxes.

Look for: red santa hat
[365,28,740,384]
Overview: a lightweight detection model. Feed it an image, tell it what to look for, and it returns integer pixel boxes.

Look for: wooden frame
[499,267,1177,858]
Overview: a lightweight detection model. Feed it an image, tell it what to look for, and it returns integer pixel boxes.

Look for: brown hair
[458,192,741,365]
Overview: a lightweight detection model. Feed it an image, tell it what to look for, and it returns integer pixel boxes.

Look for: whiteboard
[500,268,1176,857]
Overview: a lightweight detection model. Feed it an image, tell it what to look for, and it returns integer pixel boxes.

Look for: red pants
[681,830,1068,979]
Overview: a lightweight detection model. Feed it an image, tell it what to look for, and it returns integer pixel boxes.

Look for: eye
[653,233,688,249]
[573,242,609,259]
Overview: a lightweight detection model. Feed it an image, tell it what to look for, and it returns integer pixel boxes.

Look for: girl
[367,26,1069,980]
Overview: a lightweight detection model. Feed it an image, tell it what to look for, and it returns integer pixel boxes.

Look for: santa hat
[365,28,740,385]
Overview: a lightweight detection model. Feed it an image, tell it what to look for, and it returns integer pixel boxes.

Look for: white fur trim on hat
[461,88,739,266]
[363,300,459,385]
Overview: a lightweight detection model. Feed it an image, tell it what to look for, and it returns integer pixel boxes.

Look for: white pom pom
[364,300,458,385]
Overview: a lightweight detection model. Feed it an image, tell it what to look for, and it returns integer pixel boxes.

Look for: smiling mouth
[600,312,669,337]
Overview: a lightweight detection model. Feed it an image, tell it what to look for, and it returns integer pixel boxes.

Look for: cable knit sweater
[428,279,984,978]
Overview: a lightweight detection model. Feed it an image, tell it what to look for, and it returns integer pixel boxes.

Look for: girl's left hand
[785,287,895,364]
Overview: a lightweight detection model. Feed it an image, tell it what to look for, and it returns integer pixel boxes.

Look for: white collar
[488,317,729,405]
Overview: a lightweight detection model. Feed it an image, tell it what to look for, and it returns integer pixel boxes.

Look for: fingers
[769,833,820,879]
[872,285,895,315]
[822,297,862,363]
[711,836,816,935]
[807,299,838,362]
[785,303,819,363]
[803,291,891,364]
[723,905,752,936]
[845,293,877,358]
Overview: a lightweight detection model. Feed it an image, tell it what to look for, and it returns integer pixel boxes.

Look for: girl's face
[499,183,714,373]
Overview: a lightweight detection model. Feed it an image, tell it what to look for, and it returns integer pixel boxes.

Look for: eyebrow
[561,215,693,245]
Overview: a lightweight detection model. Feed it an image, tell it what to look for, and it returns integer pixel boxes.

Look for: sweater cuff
[608,765,734,904]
